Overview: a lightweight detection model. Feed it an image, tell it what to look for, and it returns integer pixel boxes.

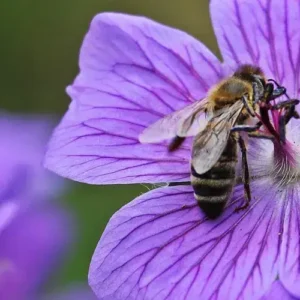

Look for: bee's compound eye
[253,75,265,87]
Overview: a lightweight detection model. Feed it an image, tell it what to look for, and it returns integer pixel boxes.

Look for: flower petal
[45,13,223,184]
[0,113,64,232]
[0,202,18,235]
[237,138,274,180]
[0,204,71,299]
[0,113,63,200]
[210,0,300,95]
[279,186,300,298]
[89,182,283,300]
[286,118,300,146]
[261,281,296,300]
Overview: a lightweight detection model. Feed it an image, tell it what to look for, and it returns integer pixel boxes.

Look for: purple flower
[0,204,71,300]
[0,113,71,299]
[0,113,62,233]
[262,281,298,300]
[44,0,300,299]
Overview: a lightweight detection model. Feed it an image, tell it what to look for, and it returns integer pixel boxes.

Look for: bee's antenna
[268,79,291,99]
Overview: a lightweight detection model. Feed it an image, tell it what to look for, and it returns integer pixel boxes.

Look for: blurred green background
[1,0,219,293]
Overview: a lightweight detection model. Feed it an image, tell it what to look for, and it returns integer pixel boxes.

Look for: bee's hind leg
[235,136,251,213]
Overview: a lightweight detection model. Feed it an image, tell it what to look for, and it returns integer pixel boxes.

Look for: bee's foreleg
[242,94,256,117]
[231,123,261,132]
[231,124,275,139]
[235,136,251,213]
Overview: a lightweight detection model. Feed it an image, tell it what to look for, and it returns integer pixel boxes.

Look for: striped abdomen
[191,134,238,219]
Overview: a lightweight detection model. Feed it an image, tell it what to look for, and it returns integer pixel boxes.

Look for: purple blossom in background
[0,113,62,233]
[0,204,71,300]
[45,0,300,299]
[0,113,71,299]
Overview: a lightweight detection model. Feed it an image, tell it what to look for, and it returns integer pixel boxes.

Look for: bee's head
[234,64,267,109]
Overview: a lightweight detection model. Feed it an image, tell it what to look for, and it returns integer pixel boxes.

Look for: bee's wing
[192,100,244,174]
[139,99,208,143]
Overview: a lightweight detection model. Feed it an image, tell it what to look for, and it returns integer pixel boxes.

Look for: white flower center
[271,140,300,187]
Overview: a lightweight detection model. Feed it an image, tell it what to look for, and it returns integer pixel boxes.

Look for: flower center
[266,106,300,186]
[272,141,300,186]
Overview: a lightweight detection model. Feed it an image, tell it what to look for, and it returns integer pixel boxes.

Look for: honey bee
[139,64,289,219]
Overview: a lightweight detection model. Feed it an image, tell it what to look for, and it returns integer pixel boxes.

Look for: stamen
[257,88,300,184]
